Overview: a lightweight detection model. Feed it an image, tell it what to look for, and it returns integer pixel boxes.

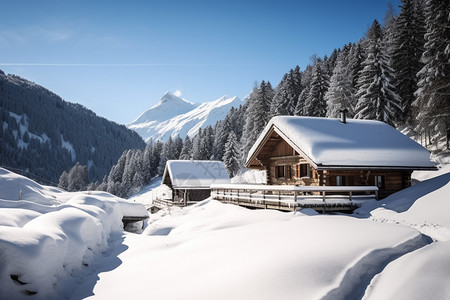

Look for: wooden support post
[349,191,352,201]
[294,191,297,202]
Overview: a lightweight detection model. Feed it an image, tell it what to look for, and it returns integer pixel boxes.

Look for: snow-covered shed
[162,160,230,203]
[246,116,436,198]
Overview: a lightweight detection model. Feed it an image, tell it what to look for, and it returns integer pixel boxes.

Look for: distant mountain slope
[128,93,244,142]
[0,70,146,183]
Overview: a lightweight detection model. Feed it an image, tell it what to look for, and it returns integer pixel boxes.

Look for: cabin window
[297,163,310,178]
[336,175,346,186]
[277,165,285,178]
[374,175,385,188]
[276,165,291,179]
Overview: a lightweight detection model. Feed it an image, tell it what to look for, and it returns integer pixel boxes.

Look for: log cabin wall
[320,170,412,198]
[268,156,320,186]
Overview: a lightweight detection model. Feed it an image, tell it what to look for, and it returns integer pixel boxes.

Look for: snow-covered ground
[0,168,147,300]
[0,164,449,299]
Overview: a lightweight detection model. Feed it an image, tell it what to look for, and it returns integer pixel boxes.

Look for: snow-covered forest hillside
[0,165,449,300]
[0,70,146,184]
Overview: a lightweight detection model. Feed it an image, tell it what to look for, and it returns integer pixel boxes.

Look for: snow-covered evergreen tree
[325,45,354,117]
[150,140,163,176]
[223,131,241,177]
[347,42,364,113]
[413,0,450,141]
[67,162,89,192]
[179,135,193,160]
[270,67,302,117]
[294,87,309,116]
[241,81,274,156]
[192,128,209,160]
[57,171,69,190]
[213,116,231,160]
[391,0,426,125]
[142,141,153,183]
[354,20,402,126]
[203,126,215,160]
[173,136,184,160]
[304,61,329,117]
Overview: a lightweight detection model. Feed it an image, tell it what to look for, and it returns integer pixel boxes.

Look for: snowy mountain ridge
[127,92,244,142]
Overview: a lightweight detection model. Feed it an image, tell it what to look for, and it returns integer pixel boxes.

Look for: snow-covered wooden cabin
[162,160,230,203]
[245,116,436,199]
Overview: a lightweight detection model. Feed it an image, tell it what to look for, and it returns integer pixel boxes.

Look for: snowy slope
[127,93,244,142]
[0,168,147,300]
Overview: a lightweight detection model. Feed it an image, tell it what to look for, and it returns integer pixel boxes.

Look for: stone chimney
[340,108,348,124]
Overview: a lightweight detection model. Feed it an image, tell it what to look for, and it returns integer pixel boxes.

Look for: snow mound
[0,168,147,300]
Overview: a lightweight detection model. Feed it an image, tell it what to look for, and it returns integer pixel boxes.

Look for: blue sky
[0,0,400,124]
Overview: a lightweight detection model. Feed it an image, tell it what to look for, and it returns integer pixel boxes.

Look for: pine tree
[192,128,208,160]
[347,42,364,114]
[305,61,329,117]
[223,131,241,177]
[58,170,69,190]
[158,136,174,175]
[67,162,89,192]
[413,0,450,142]
[203,126,215,160]
[354,20,402,126]
[391,0,426,125]
[173,135,184,159]
[325,45,354,117]
[213,116,231,160]
[142,142,153,183]
[150,140,163,176]
[270,68,302,117]
[294,87,309,116]
[179,135,193,160]
[241,81,274,156]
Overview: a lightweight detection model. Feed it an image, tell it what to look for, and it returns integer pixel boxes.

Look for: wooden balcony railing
[211,184,378,212]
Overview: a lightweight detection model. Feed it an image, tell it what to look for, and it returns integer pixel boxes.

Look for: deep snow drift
[0,168,147,300]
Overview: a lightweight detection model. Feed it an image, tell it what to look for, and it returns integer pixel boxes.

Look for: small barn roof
[246,116,436,170]
[162,160,230,189]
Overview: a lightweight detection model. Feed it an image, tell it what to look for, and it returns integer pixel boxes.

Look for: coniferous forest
[0,71,146,185]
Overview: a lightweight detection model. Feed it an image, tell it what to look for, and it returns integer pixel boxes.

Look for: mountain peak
[128,93,244,142]
[128,92,196,125]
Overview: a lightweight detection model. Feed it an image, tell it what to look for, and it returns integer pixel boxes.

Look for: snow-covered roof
[246,116,436,170]
[162,160,230,189]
